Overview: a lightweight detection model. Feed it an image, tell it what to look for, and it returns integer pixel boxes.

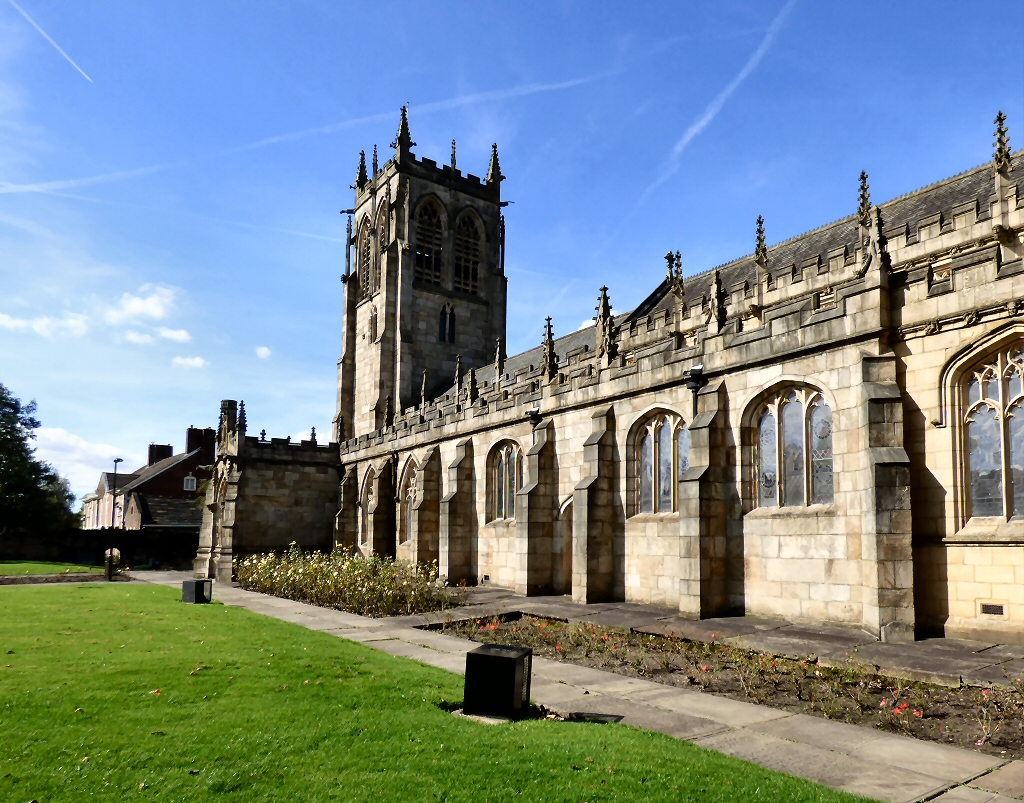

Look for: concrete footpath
[136,572,1023,803]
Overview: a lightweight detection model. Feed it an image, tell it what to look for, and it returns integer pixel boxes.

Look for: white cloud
[0,310,88,337]
[104,284,175,324]
[33,427,144,501]
[159,327,191,342]
[577,318,595,331]
[172,356,207,369]
[255,346,271,359]
[125,330,154,344]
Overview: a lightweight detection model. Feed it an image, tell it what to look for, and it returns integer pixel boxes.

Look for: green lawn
[0,560,102,576]
[0,585,873,802]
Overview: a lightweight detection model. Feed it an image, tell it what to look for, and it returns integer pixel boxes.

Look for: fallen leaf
[149,689,161,695]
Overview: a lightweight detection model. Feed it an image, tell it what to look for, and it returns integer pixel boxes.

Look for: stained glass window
[810,398,834,504]
[758,408,778,507]
[639,431,654,514]
[782,394,805,507]
[962,347,1024,520]
[491,442,521,521]
[677,424,691,476]
[657,419,673,512]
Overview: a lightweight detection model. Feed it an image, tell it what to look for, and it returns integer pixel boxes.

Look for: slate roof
[97,471,139,495]
[120,448,201,493]
[624,152,1024,321]
[136,495,202,527]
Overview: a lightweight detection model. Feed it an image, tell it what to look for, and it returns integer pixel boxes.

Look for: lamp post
[106,457,123,582]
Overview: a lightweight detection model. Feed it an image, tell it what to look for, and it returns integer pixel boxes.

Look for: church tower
[334,108,507,440]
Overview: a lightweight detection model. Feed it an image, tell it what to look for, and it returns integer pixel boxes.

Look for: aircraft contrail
[637,0,797,206]
[8,0,93,83]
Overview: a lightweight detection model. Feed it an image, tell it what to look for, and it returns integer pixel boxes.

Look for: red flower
[913,710,922,718]
[982,689,990,697]
[879,699,888,708]
[899,702,909,710]
[555,645,561,650]
[701,665,709,672]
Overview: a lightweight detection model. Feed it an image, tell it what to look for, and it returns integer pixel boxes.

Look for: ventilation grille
[980,603,1005,616]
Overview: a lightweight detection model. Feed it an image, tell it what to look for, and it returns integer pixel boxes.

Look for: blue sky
[1,1,1021,501]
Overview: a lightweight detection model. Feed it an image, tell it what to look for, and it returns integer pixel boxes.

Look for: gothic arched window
[438,304,455,344]
[490,441,523,521]
[359,467,375,547]
[754,388,834,508]
[963,346,1024,519]
[397,461,417,545]
[633,413,690,515]
[453,215,481,294]
[414,201,444,285]
[358,219,373,297]
[376,205,389,289]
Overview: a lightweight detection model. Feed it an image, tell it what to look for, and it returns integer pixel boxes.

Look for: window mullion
[1000,353,1012,520]
[775,400,784,507]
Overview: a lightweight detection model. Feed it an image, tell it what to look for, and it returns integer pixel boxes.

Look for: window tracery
[489,441,523,521]
[755,389,833,508]
[633,413,690,515]
[358,219,373,297]
[453,215,481,294]
[414,201,443,285]
[397,462,417,545]
[962,346,1024,519]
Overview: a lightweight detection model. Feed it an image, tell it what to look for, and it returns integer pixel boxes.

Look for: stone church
[195,110,1024,646]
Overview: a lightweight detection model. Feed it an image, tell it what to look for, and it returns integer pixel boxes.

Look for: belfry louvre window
[376,207,389,281]
[490,441,523,521]
[414,203,443,285]
[963,346,1024,519]
[756,389,833,507]
[453,216,481,294]
[633,413,690,515]
[359,221,373,297]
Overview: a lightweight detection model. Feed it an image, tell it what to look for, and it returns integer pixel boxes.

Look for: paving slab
[962,660,1024,687]
[733,628,873,661]
[694,728,950,803]
[842,643,998,687]
[968,761,1024,799]
[933,788,1018,803]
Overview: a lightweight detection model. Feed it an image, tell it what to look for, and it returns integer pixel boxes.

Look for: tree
[0,383,78,536]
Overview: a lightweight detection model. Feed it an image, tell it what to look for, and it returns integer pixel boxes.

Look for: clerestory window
[490,441,523,521]
[414,202,444,285]
[633,413,690,515]
[963,346,1024,519]
[453,215,481,294]
[755,389,834,508]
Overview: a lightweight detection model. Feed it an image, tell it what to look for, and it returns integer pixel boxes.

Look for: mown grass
[0,584,874,802]
[0,560,102,575]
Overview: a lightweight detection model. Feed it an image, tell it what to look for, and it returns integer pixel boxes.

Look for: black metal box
[182,579,212,604]
[463,644,532,719]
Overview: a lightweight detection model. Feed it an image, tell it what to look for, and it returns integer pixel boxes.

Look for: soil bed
[439,614,1024,760]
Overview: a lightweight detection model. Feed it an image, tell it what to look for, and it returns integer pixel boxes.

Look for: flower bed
[235,546,466,618]
[440,614,1024,759]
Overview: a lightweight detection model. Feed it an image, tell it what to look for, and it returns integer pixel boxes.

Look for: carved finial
[596,286,617,365]
[237,400,247,434]
[857,170,871,228]
[468,368,478,403]
[372,144,378,175]
[995,111,1012,175]
[486,142,504,184]
[674,251,682,281]
[390,106,415,157]
[259,428,266,442]
[421,370,428,408]
[495,338,504,379]
[755,215,768,266]
[356,150,368,189]
[455,354,462,390]
[542,316,558,382]
[310,426,317,444]
[451,139,457,171]
[665,251,674,281]
[383,395,392,429]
